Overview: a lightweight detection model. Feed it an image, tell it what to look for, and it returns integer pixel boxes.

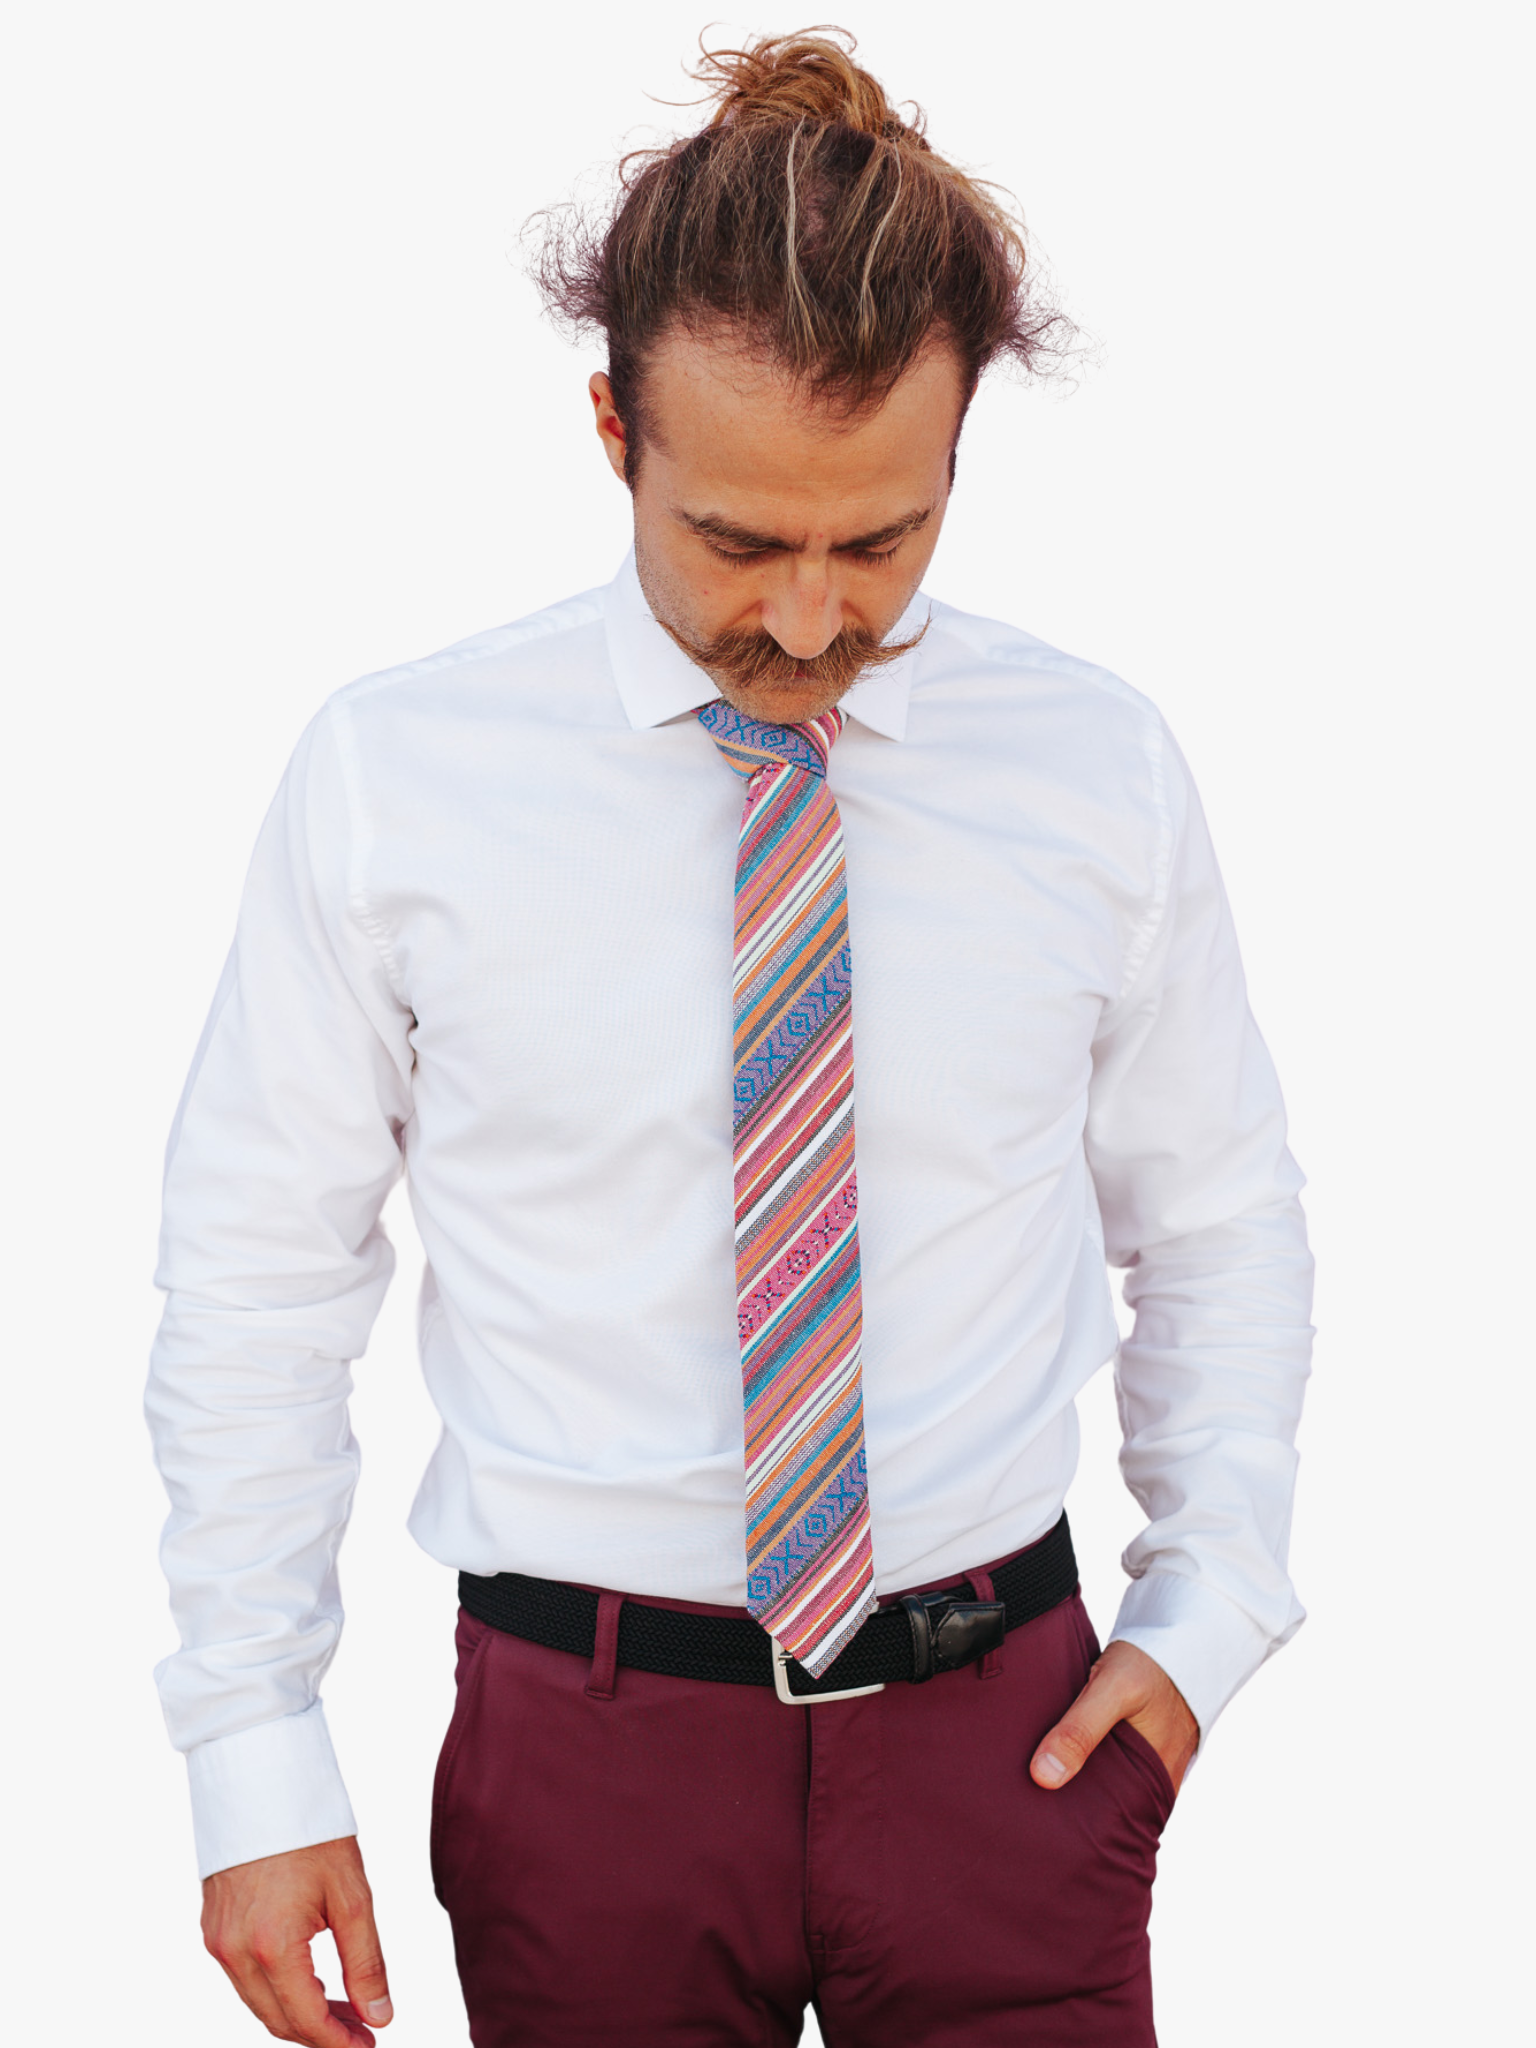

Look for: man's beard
[657,612,928,708]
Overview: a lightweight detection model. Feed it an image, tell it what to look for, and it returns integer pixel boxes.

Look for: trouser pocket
[430,1610,495,1903]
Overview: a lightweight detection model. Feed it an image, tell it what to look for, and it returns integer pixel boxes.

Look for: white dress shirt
[148,553,1313,1877]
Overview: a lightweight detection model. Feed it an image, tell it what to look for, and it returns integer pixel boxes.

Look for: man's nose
[760,564,842,660]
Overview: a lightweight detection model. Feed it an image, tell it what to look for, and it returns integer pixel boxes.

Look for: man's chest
[369,734,1141,1170]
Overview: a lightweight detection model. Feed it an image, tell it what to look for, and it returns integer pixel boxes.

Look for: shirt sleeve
[145,700,414,1877]
[1085,721,1314,1742]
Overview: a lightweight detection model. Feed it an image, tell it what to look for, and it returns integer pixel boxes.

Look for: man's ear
[588,373,629,483]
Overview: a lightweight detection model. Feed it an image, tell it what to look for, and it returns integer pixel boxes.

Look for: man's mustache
[661,614,929,699]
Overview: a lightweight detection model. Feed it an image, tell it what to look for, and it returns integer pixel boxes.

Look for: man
[150,30,1312,2048]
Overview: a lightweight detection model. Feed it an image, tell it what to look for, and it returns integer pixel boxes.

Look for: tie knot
[697,700,844,780]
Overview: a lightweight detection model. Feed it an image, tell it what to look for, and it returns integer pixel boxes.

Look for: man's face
[589,329,965,725]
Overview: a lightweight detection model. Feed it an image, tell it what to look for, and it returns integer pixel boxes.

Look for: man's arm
[147,703,414,2033]
[1034,720,1313,1793]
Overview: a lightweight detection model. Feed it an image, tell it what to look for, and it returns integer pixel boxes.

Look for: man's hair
[533,27,1069,477]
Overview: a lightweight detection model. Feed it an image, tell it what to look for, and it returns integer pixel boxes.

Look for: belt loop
[585,1590,624,1701]
[967,1568,1003,1680]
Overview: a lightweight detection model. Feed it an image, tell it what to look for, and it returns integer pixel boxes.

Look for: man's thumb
[332,1883,392,2027]
[1030,1670,1121,1791]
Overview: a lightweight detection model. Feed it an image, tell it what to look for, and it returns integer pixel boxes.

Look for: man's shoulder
[921,595,1160,725]
[916,595,1171,794]
[322,582,615,734]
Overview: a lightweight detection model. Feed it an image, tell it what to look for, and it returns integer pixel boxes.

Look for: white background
[3,3,1531,2041]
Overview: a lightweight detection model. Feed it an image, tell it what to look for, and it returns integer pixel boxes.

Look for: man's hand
[1029,1640,1199,1795]
[201,1836,392,2046]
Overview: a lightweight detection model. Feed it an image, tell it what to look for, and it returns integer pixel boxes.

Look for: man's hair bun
[694,28,925,149]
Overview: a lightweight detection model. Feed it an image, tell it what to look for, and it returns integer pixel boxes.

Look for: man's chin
[709,675,851,726]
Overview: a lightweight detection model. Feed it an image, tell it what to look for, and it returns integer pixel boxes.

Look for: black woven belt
[459,1512,1076,1700]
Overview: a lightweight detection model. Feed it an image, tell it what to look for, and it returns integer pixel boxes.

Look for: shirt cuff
[186,1700,357,1880]
[1107,1569,1279,1742]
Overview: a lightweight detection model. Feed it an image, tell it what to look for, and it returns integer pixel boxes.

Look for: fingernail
[1035,1751,1067,1783]
[366,1998,393,2022]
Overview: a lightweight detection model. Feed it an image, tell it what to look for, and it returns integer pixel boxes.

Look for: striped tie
[698,699,877,1679]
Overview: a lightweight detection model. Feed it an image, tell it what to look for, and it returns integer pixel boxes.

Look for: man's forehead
[640,327,968,469]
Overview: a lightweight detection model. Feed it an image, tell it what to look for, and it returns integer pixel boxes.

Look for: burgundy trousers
[431,1550,1174,2046]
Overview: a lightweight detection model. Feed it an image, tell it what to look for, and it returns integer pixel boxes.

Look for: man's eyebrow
[675,506,933,553]
[838,507,933,551]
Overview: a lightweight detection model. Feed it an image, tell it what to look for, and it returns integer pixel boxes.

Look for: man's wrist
[1108,1569,1280,1744]
[186,1700,357,1880]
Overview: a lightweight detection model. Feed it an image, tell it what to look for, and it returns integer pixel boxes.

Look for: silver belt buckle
[771,1636,885,1705]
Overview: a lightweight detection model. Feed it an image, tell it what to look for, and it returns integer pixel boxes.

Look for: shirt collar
[602,549,923,743]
